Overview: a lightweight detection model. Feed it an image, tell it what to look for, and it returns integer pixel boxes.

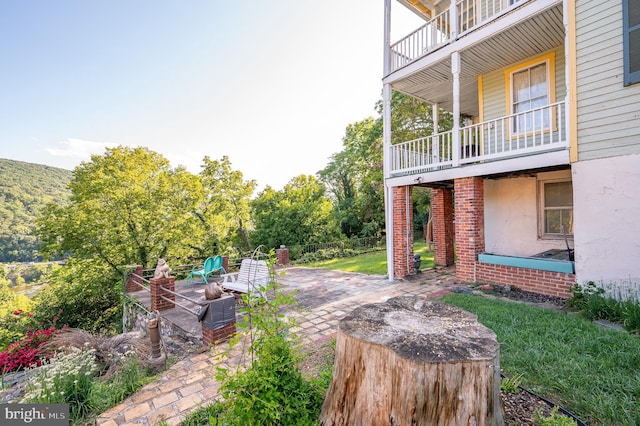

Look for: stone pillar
[454,177,485,282]
[200,294,236,346]
[125,265,144,293]
[150,276,175,311]
[393,186,414,279]
[432,188,455,266]
[276,247,290,266]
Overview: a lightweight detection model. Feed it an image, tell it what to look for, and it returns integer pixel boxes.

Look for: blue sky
[0,1,420,190]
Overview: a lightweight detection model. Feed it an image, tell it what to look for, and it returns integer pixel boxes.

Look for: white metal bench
[220,258,270,298]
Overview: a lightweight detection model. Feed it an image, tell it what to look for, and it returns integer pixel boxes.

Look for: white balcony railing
[390,132,454,174]
[389,9,451,71]
[389,100,567,176]
[389,0,529,73]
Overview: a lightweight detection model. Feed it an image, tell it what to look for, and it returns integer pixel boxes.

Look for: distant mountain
[0,159,72,262]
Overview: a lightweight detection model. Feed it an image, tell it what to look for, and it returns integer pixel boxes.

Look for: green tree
[37,146,202,270]
[35,146,203,332]
[251,175,341,250]
[318,117,383,237]
[319,92,451,238]
[380,90,453,145]
[33,259,120,333]
[0,279,36,350]
[198,156,256,256]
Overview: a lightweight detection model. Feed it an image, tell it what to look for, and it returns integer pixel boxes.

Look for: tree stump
[320,296,502,426]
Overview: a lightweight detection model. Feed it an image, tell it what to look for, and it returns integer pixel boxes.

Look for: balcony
[390,0,535,74]
[389,100,568,179]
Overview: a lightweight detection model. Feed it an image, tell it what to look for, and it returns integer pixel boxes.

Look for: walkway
[96,266,457,425]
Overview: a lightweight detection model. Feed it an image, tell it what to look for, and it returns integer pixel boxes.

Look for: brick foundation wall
[125,265,145,293]
[473,263,574,298]
[150,277,175,311]
[392,186,414,279]
[454,177,485,281]
[432,188,455,266]
[202,322,236,346]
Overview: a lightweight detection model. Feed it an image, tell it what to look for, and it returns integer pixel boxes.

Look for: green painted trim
[478,253,575,274]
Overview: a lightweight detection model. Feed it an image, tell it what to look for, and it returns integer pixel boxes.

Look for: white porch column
[383,83,394,281]
[432,102,439,163]
[384,0,391,76]
[452,51,461,167]
[449,0,459,40]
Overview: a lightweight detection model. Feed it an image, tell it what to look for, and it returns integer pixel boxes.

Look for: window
[511,62,549,133]
[504,53,555,136]
[623,0,640,86]
[539,180,573,238]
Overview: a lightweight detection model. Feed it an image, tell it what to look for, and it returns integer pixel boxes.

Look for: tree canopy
[198,156,256,256]
[250,175,342,250]
[37,146,202,271]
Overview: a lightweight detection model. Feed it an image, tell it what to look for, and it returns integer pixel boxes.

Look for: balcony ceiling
[391,4,564,117]
[397,0,446,19]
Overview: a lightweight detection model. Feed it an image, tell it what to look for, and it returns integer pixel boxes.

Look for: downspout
[383,0,394,281]
[564,0,578,163]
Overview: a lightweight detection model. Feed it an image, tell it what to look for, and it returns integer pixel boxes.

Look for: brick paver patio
[96,266,457,425]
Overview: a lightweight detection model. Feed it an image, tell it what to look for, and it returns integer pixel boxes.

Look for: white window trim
[504,52,557,138]
[537,178,573,240]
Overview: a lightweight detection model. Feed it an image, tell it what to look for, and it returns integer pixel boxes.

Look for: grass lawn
[304,246,640,424]
[440,293,640,425]
[303,240,434,275]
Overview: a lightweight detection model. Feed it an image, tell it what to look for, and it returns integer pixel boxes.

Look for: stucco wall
[572,154,640,288]
[484,170,571,256]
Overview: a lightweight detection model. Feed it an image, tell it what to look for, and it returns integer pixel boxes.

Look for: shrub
[178,403,225,425]
[567,282,640,334]
[22,339,154,425]
[215,252,325,425]
[22,346,97,421]
[0,325,62,373]
[33,259,122,334]
[0,305,37,351]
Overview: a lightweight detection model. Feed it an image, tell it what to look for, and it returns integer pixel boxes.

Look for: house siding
[576,0,640,160]
[481,45,566,121]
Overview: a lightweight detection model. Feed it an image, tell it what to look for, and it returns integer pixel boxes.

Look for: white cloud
[45,138,117,162]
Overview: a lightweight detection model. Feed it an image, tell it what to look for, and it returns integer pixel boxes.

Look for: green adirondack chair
[186,255,226,285]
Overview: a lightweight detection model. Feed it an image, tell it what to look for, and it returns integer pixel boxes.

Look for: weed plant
[213,250,327,425]
[534,407,578,426]
[441,293,640,425]
[567,282,640,333]
[500,373,523,394]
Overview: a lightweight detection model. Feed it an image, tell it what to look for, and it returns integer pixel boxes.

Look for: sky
[0,1,421,190]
